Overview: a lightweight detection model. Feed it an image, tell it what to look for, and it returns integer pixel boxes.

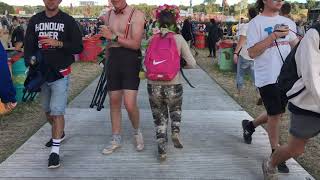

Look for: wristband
[271,33,277,40]
[234,52,239,56]
[111,34,118,42]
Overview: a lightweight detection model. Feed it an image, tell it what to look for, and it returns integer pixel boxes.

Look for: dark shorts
[289,112,320,139]
[106,47,141,91]
[258,83,287,116]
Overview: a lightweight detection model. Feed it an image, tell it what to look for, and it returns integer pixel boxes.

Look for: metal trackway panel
[0,69,314,180]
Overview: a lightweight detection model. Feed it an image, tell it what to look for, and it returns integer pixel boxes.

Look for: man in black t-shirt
[24,0,83,169]
[10,16,24,51]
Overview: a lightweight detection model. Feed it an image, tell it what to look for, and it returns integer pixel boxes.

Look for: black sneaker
[278,161,289,173]
[45,132,65,147]
[48,153,60,169]
[242,120,255,144]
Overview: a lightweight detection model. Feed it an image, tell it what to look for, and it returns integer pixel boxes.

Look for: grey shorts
[289,112,320,139]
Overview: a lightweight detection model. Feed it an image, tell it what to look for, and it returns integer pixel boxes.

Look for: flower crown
[155,4,180,20]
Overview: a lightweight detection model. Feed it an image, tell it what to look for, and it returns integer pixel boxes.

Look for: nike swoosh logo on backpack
[153,59,166,65]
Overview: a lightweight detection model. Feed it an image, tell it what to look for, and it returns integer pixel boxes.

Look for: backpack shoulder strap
[145,34,159,56]
[180,68,195,88]
[124,8,135,39]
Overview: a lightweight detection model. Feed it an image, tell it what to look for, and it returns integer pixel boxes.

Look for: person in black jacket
[24,0,83,169]
[181,18,198,56]
[207,18,219,58]
[10,16,24,51]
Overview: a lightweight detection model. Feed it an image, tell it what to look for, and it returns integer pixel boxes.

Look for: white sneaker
[262,158,278,180]
[102,140,121,155]
[134,132,144,151]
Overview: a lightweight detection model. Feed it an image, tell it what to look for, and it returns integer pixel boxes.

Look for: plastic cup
[38,36,49,49]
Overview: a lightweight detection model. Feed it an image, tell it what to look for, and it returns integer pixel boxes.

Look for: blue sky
[0,0,307,6]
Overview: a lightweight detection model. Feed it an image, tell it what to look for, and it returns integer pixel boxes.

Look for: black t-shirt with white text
[24,10,83,70]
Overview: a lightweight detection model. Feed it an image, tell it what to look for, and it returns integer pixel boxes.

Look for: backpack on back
[144,32,180,81]
[277,24,320,101]
[277,42,304,101]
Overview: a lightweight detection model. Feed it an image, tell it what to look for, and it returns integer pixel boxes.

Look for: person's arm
[296,29,320,105]
[233,24,247,63]
[233,35,246,64]
[288,20,299,48]
[23,17,37,65]
[290,38,299,48]
[179,35,197,69]
[61,18,83,54]
[248,27,289,59]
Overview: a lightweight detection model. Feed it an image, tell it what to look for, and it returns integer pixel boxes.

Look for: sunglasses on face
[272,0,284,2]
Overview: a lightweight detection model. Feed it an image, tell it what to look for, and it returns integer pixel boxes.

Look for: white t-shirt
[239,23,253,60]
[247,15,297,88]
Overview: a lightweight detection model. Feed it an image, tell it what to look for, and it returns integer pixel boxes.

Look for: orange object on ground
[195,32,206,49]
[0,100,9,115]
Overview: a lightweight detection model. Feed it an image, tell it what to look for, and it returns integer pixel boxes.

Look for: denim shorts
[236,55,254,90]
[40,76,69,116]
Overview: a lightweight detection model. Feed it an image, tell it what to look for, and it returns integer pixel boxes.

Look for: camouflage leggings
[147,84,183,141]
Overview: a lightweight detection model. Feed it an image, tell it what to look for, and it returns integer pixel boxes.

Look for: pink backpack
[144,32,180,81]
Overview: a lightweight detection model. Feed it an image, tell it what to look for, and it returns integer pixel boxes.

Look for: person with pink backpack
[144,5,197,161]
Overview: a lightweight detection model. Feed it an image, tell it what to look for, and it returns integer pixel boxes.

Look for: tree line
[0,1,319,19]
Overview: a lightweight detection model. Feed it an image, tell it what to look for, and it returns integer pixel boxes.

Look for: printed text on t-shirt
[35,22,65,40]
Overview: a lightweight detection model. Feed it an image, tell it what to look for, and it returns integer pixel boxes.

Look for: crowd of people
[0,0,320,179]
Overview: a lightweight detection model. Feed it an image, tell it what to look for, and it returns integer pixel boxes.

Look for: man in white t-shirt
[233,7,257,96]
[241,0,299,175]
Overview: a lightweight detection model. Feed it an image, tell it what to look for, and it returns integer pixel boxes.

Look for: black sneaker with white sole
[242,120,255,144]
[45,132,65,147]
[48,153,60,169]
[278,161,289,173]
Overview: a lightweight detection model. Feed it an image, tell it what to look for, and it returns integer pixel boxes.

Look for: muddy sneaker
[102,140,121,155]
[134,132,144,151]
[48,153,60,169]
[277,161,289,173]
[242,120,255,144]
[262,158,278,180]
[158,139,167,161]
[171,132,183,149]
[45,132,65,148]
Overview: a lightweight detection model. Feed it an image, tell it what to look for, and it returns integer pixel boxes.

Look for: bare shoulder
[132,9,145,22]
